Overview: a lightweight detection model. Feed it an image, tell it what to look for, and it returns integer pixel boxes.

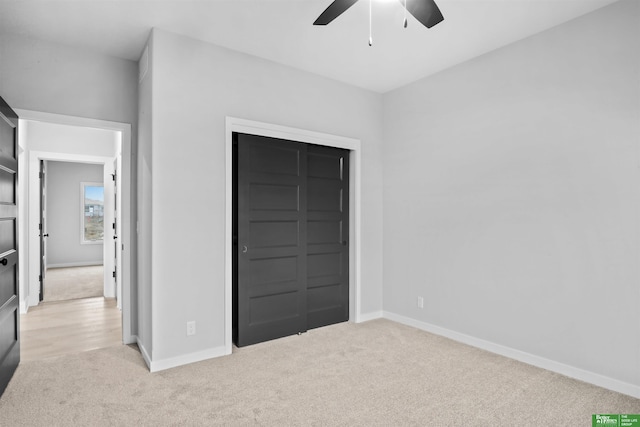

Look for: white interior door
[113,158,122,308]
[39,159,48,301]
[43,161,48,277]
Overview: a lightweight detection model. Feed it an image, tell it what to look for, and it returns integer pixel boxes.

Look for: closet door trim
[224,117,362,355]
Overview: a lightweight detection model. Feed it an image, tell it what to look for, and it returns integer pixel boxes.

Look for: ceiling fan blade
[313,0,359,25]
[401,0,444,28]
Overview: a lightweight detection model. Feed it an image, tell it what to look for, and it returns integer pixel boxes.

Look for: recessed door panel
[308,252,341,278]
[0,310,17,361]
[0,265,16,307]
[249,256,298,287]
[250,145,300,176]
[0,169,15,204]
[307,178,342,212]
[0,121,14,160]
[249,184,299,211]
[250,292,300,325]
[308,152,342,180]
[0,219,15,255]
[308,220,342,245]
[308,284,342,313]
[250,221,299,248]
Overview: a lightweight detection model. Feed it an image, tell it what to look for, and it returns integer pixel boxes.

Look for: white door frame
[224,117,362,354]
[31,154,114,298]
[16,109,134,345]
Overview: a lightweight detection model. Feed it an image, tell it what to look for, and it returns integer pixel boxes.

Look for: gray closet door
[235,133,349,347]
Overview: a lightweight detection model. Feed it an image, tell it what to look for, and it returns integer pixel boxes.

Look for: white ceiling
[0,0,619,93]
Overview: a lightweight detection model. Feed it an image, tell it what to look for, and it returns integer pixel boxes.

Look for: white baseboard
[47,261,104,269]
[383,311,640,399]
[137,337,152,371]
[123,331,136,345]
[28,293,39,308]
[357,310,383,323]
[146,345,229,373]
[19,297,29,314]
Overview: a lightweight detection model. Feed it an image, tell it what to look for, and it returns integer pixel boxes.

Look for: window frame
[80,181,105,245]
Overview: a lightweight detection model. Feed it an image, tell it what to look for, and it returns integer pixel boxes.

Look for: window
[81,182,104,244]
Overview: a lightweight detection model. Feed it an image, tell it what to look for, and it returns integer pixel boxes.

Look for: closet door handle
[0,258,7,266]
[242,245,248,253]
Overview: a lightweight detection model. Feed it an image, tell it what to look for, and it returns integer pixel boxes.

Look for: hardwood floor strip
[20,297,122,362]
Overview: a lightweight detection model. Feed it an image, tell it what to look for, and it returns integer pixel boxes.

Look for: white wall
[0,34,138,334]
[27,120,119,158]
[142,28,384,366]
[0,34,138,125]
[46,161,104,267]
[382,0,640,394]
[137,40,153,359]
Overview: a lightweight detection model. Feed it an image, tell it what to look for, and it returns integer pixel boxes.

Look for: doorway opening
[16,110,134,361]
[40,161,109,304]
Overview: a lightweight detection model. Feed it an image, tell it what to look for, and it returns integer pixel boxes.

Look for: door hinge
[39,172,44,179]
[39,274,42,283]
[112,270,116,278]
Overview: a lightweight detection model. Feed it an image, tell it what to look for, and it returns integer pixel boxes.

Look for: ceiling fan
[313,0,444,29]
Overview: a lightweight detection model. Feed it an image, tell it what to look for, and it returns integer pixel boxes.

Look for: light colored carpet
[44,266,104,302]
[1,319,638,426]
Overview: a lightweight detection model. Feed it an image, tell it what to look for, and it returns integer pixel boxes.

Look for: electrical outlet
[186,321,196,336]
[417,296,424,309]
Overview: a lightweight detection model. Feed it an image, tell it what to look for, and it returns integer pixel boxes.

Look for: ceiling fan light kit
[313,0,444,46]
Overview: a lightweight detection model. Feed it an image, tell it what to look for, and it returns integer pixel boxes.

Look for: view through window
[82,183,104,243]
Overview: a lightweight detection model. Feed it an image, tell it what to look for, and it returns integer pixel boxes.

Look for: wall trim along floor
[137,337,228,373]
[382,311,640,399]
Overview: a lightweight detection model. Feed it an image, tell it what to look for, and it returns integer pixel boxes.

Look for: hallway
[20,297,122,362]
